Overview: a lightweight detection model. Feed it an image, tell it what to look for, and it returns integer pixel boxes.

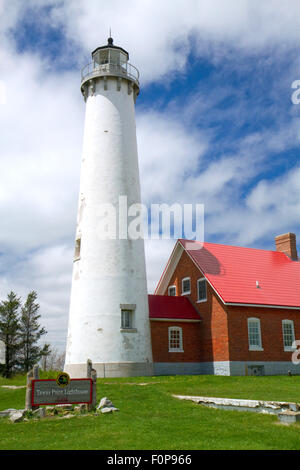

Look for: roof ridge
[179,238,290,254]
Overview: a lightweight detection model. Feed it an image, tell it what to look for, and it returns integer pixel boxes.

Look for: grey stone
[60,413,75,419]
[100,407,113,414]
[33,408,46,418]
[10,411,25,423]
[98,397,113,409]
[55,404,73,411]
[0,408,16,418]
[173,395,300,416]
[278,411,300,424]
[289,403,299,412]
[100,406,119,414]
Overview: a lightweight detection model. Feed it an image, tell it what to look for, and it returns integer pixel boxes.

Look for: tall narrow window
[197,278,207,302]
[181,277,191,295]
[168,285,176,296]
[282,320,295,351]
[247,318,263,351]
[168,327,183,352]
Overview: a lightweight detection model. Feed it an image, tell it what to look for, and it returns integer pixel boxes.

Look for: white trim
[181,277,191,295]
[168,326,184,352]
[226,302,300,310]
[150,318,201,323]
[168,285,176,296]
[282,319,296,351]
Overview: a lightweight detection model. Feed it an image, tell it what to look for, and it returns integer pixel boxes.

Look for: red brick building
[148,233,300,376]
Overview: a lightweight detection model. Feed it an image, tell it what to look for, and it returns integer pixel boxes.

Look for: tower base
[64,362,154,378]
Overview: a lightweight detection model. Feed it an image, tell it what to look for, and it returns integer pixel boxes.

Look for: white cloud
[1,1,300,352]
[42,0,300,82]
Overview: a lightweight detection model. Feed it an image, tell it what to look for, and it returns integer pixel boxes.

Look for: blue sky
[1,0,300,351]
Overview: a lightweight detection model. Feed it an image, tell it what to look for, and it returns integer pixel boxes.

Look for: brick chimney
[275,233,298,261]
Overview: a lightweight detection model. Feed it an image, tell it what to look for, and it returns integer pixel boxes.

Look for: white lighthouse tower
[64,37,153,378]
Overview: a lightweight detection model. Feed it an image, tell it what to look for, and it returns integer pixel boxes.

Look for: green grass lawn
[1,373,300,450]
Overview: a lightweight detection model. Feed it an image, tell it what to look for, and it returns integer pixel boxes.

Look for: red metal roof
[148,294,201,320]
[179,239,300,308]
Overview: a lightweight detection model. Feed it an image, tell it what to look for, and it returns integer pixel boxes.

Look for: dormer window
[197,278,207,302]
[181,277,191,295]
[168,286,176,296]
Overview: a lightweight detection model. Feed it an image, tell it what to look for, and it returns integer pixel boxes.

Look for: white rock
[55,404,73,411]
[100,407,113,414]
[100,406,119,414]
[0,408,16,418]
[10,411,25,423]
[60,413,75,419]
[33,408,46,418]
[98,397,113,409]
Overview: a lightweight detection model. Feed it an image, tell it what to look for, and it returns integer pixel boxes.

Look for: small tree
[42,347,65,371]
[0,291,21,378]
[18,291,51,372]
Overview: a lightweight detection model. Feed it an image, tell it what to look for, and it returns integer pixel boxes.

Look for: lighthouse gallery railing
[81,61,140,86]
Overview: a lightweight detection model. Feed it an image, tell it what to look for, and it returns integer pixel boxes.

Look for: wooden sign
[31,378,93,406]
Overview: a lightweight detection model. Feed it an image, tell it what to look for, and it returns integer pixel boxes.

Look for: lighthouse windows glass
[74,238,81,260]
[121,309,133,329]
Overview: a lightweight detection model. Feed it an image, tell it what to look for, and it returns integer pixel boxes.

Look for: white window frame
[168,285,176,296]
[247,318,263,351]
[282,320,296,352]
[181,277,191,295]
[168,326,184,352]
[197,277,207,303]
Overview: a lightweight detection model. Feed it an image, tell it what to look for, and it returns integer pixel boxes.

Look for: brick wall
[227,305,300,362]
[275,233,298,260]
[150,321,202,362]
